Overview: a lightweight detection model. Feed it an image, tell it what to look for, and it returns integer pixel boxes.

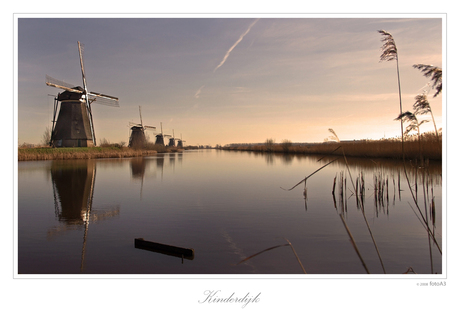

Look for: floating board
[134,238,195,260]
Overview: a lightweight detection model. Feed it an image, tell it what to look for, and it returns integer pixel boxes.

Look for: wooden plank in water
[134,238,195,260]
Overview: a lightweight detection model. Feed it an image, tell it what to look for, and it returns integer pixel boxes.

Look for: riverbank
[222,135,442,161]
[17,146,182,161]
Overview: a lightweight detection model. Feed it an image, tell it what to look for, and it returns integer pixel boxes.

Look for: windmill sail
[46,75,83,93]
[78,41,96,145]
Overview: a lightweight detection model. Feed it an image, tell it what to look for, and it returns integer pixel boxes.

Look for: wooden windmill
[154,122,171,146]
[128,106,156,148]
[176,134,186,148]
[168,129,177,147]
[46,41,119,147]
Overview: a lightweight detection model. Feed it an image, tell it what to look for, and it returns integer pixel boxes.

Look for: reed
[236,238,307,274]
[378,30,405,158]
[377,33,442,255]
[223,133,441,160]
[18,146,159,161]
[339,214,370,274]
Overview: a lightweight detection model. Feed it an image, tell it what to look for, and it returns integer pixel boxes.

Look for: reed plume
[413,64,442,97]
[378,30,398,62]
[413,92,439,140]
[395,111,428,138]
[328,128,340,142]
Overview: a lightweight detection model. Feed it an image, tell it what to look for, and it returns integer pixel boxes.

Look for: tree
[41,126,51,146]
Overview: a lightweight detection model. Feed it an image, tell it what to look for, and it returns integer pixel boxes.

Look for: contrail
[194,19,259,99]
[195,85,205,99]
[213,18,259,72]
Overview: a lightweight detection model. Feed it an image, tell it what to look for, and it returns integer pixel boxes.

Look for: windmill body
[176,134,185,148]
[46,42,119,147]
[154,122,169,146]
[155,134,165,146]
[168,129,176,147]
[129,106,155,148]
[52,87,94,147]
[129,126,146,148]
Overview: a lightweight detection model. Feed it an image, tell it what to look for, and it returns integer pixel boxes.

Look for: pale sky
[17,16,443,146]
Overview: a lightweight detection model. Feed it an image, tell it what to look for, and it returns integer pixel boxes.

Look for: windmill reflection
[129,154,177,199]
[48,159,120,273]
[130,157,150,200]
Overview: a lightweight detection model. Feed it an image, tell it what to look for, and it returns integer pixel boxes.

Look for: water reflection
[129,153,180,181]
[48,160,120,272]
[18,150,442,274]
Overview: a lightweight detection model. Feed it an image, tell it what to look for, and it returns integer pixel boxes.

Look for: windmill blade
[45,75,83,93]
[88,93,120,107]
[129,121,142,127]
[143,125,156,131]
[139,106,143,127]
[88,91,119,101]
[78,41,96,145]
[78,41,89,95]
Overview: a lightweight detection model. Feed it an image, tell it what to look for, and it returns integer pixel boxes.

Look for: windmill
[177,134,186,148]
[168,129,178,147]
[154,123,171,146]
[46,41,119,147]
[128,106,156,148]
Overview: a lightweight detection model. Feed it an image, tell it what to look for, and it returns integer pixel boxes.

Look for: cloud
[213,18,259,72]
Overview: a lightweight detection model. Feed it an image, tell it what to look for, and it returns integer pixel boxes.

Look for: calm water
[17,150,442,275]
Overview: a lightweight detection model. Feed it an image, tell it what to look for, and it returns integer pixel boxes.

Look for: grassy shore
[223,134,442,161]
[17,146,165,161]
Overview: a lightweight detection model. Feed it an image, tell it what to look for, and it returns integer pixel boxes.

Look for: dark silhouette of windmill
[128,106,156,148]
[168,129,178,147]
[176,134,186,148]
[46,41,119,147]
[154,122,171,146]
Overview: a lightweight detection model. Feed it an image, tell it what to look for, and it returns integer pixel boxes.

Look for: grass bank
[18,146,161,161]
[223,134,442,161]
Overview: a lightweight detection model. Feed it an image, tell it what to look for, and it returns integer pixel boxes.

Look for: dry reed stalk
[386,177,389,207]
[303,180,307,200]
[403,266,417,274]
[236,238,307,274]
[339,145,387,273]
[332,174,337,196]
[339,214,370,274]
[281,158,338,191]
[379,36,441,244]
[355,177,360,208]
[325,129,387,273]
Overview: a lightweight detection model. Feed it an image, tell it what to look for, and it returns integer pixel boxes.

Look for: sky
[17,16,443,147]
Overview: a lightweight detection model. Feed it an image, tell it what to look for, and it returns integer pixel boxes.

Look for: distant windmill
[46,41,119,147]
[128,106,156,148]
[176,134,186,148]
[154,123,171,146]
[168,129,177,147]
